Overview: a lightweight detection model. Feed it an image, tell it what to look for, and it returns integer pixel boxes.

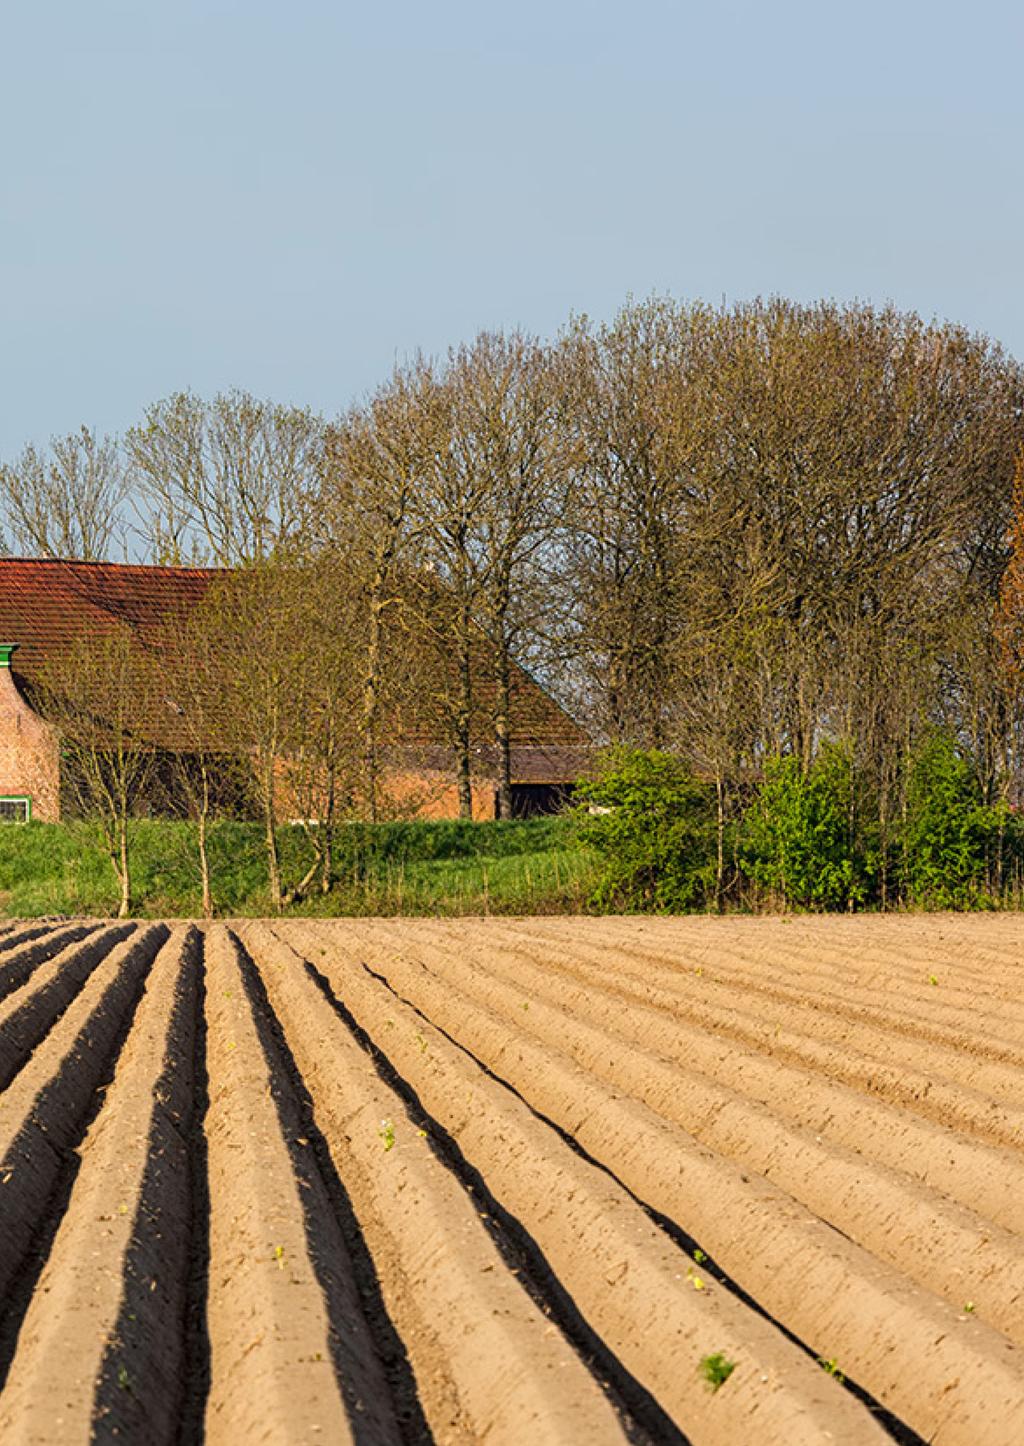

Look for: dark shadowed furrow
[0,925,134,1092]
[0,922,99,1004]
[91,928,209,1443]
[0,925,168,1390]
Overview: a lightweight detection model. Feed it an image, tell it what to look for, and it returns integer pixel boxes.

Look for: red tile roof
[0,557,221,679]
[0,558,590,776]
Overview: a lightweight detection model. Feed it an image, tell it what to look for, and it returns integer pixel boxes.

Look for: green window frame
[0,795,31,823]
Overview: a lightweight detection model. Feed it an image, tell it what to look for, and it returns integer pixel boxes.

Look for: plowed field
[0,915,1022,1444]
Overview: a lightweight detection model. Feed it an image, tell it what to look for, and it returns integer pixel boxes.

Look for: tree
[197,564,297,910]
[35,626,153,917]
[0,426,128,560]
[316,363,434,822]
[127,390,322,566]
[146,602,244,918]
[276,553,371,894]
[443,331,575,817]
[556,299,703,744]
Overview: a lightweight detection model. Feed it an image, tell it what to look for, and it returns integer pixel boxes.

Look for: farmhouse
[0,558,591,823]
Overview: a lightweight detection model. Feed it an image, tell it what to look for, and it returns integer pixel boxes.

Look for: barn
[0,558,591,823]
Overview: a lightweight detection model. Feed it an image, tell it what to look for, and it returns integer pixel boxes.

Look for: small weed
[928,975,939,986]
[117,1365,131,1392]
[379,1118,396,1151]
[699,1352,736,1392]
[817,1356,845,1383]
[274,1244,285,1271]
[693,1248,706,1265]
[963,1301,975,1314]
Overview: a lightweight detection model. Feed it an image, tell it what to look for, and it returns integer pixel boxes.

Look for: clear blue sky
[1,0,1021,456]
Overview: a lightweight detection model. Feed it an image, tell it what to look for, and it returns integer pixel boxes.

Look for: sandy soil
[0,913,1021,1443]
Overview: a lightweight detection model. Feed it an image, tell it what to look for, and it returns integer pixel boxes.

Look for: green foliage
[742,745,864,911]
[699,1353,737,1392]
[574,749,717,911]
[900,731,1008,909]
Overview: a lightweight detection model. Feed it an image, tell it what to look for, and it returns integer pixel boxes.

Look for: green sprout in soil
[818,1356,845,1383]
[379,1118,396,1151]
[699,1353,736,1392]
[693,1248,707,1265]
[117,1365,131,1392]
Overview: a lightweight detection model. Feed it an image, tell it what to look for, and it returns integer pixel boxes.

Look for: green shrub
[574,748,716,911]
[899,731,1006,909]
[742,745,864,911]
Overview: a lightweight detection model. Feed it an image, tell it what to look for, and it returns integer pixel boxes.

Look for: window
[0,796,30,823]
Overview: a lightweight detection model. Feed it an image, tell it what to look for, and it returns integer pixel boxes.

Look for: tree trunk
[117,817,131,919]
[455,726,473,818]
[715,774,725,912]
[321,762,336,895]
[363,586,384,823]
[494,642,512,820]
[198,810,212,919]
[455,602,474,820]
[263,759,282,911]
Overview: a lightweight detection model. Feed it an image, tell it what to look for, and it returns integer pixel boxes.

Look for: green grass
[0,816,600,918]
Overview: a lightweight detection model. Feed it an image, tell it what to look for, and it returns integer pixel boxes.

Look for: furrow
[379,929,1024,1344]
[0,924,62,957]
[0,926,135,1092]
[329,923,1024,1446]
[514,916,1024,993]
[480,919,1024,1110]
[0,923,99,1005]
[203,924,402,1446]
[513,921,1024,1045]
[0,924,169,1387]
[414,922,1024,1233]
[285,919,889,1446]
[0,928,203,1445]
[242,921,632,1446]
[467,927,1024,1148]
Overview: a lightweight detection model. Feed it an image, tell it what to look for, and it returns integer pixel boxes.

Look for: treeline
[6,296,1024,913]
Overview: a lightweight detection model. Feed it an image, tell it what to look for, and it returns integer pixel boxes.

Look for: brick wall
[0,670,60,822]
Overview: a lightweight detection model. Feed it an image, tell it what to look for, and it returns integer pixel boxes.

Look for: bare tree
[146,600,245,918]
[0,426,128,560]
[127,390,322,566]
[35,626,153,917]
[197,564,297,910]
[317,362,434,821]
[441,331,576,816]
[278,554,368,895]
